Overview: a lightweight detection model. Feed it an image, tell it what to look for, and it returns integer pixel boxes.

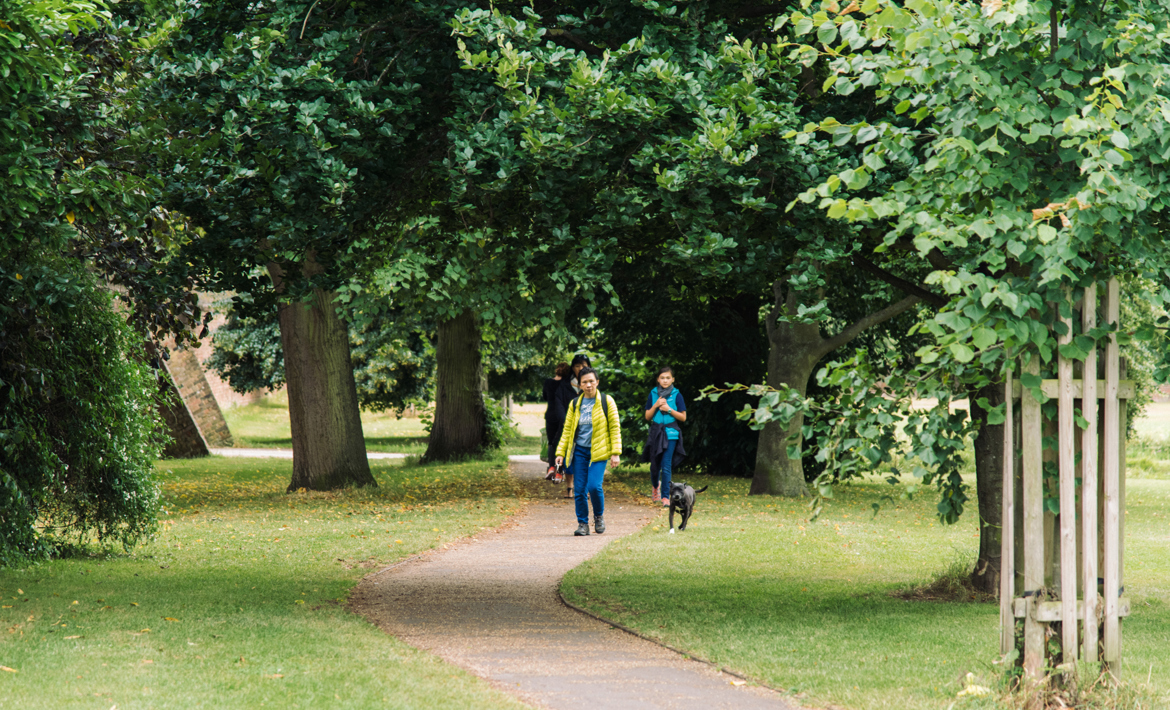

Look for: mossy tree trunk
[269,262,375,491]
[424,309,486,461]
[752,278,920,497]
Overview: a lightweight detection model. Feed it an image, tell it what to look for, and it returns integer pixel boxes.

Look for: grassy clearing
[564,466,1170,710]
[222,396,545,460]
[0,456,528,709]
[223,396,431,454]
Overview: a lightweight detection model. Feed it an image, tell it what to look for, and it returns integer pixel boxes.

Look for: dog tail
[694,485,708,494]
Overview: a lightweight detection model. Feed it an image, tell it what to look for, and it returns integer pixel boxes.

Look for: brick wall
[164,346,234,448]
[157,359,210,458]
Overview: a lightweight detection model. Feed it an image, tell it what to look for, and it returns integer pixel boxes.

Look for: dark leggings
[546,421,564,464]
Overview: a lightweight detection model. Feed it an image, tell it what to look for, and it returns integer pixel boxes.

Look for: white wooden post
[1102,278,1121,676]
[1022,353,1045,689]
[1081,283,1099,663]
[1000,363,1015,656]
[1057,291,1078,667]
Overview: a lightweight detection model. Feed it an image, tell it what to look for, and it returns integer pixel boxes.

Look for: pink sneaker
[661,497,669,507]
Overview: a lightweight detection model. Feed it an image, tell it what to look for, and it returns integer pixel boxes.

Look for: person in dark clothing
[641,366,687,506]
[542,362,574,481]
[556,354,591,497]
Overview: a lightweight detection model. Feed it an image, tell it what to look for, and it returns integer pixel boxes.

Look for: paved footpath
[350,460,800,710]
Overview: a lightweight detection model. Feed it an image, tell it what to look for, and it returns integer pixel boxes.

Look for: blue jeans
[569,446,606,524]
[650,438,677,500]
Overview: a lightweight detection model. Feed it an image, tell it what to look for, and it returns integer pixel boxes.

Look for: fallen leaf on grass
[163,617,179,622]
[130,603,139,607]
[65,635,81,639]
[141,659,153,664]
[265,674,284,679]
[0,666,17,673]
[15,590,21,595]
[730,679,746,686]
[1,606,10,609]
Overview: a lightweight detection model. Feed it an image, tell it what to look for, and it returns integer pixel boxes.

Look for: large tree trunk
[276,287,376,491]
[968,380,1004,594]
[751,278,920,496]
[424,309,485,461]
[752,318,820,497]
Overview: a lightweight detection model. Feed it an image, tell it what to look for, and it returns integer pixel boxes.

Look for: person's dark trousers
[546,422,564,463]
[569,446,606,525]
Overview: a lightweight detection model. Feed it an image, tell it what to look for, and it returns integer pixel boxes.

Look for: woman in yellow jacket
[554,367,622,536]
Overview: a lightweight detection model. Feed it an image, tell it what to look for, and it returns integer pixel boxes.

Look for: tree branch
[853,255,947,308]
[816,294,920,359]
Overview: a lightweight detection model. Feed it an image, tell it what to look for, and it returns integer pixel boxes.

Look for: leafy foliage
[482,395,521,451]
[717,0,1170,519]
[0,0,174,561]
[207,303,434,413]
[0,260,163,562]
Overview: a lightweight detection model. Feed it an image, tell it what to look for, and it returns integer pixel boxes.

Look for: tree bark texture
[968,380,1005,594]
[752,278,920,497]
[424,309,486,461]
[752,314,819,497]
[276,286,375,491]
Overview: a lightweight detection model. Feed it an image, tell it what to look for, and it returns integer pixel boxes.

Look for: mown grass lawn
[222,396,545,459]
[565,466,1170,710]
[0,456,528,709]
[223,397,432,454]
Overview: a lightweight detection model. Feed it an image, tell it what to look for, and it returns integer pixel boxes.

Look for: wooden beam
[1000,364,1016,656]
[1103,278,1121,674]
[1013,597,1131,621]
[1022,353,1045,686]
[1058,292,1078,666]
[1010,379,1135,400]
[1082,283,1099,663]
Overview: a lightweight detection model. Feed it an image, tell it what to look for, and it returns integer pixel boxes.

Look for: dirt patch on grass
[890,563,997,603]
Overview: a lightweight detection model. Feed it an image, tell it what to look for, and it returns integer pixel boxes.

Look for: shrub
[0,257,164,563]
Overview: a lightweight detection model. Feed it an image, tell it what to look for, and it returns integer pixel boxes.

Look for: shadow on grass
[2,454,530,709]
[229,436,431,453]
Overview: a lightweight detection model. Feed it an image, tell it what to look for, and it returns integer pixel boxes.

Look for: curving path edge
[349,460,801,710]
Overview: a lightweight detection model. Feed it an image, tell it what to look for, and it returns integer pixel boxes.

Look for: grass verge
[223,399,431,454]
[222,398,544,460]
[563,467,1170,710]
[0,456,528,709]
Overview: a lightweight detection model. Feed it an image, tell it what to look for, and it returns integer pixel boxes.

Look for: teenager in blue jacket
[641,367,687,506]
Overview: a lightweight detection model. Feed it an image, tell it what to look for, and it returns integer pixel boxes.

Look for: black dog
[668,482,708,533]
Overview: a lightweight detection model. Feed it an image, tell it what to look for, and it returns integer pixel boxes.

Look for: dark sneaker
[594,516,605,534]
[574,523,590,536]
